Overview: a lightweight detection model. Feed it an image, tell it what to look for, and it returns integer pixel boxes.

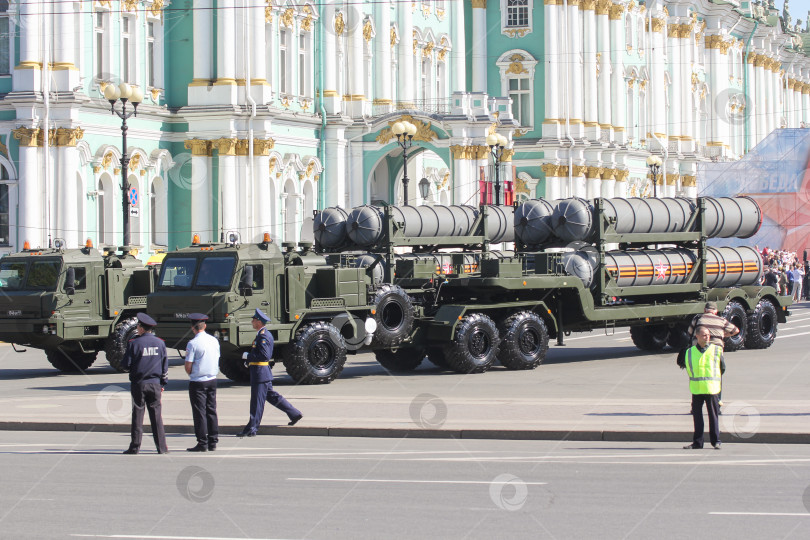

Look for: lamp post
[104,82,144,246]
[392,120,417,206]
[486,133,508,205]
[645,154,663,199]
[418,177,431,202]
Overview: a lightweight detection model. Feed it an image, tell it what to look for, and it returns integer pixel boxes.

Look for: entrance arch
[366,147,451,207]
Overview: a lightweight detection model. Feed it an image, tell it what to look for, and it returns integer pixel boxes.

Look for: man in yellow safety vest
[683,326,724,450]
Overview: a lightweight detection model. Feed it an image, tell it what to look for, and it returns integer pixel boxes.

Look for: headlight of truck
[213,330,221,339]
[42,325,49,334]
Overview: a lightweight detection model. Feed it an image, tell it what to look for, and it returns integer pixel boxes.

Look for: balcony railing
[371,98,454,118]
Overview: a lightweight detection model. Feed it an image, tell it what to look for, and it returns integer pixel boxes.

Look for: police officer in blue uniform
[237,309,302,437]
[121,313,169,454]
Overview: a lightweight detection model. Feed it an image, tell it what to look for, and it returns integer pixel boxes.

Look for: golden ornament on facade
[363,19,373,42]
[450,145,489,160]
[150,88,161,100]
[506,54,528,75]
[437,48,448,62]
[471,0,487,7]
[281,8,294,28]
[101,152,114,169]
[595,0,611,14]
[585,166,603,179]
[265,7,273,23]
[650,18,664,33]
[376,115,438,145]
[581,0,597,10]
[541,163,561,177]
[513,128,529,138]
[212,138,238,156]
[129,153,141,168]
[440,171,450,189]
[280,96,291,108]
[422,42,434,58]
[306,161,315,178]
[302,14,312,32]
[500,149,515,162]
[12,127,40,147]
[334,12,345,35]
[615,170,629,182]
[436,8,445,20]
[253,138,275,155]
[114,167,121,175]
[96,1,111,8]
[390,27,397,47]
[422,4,431,17]
[503,28,530,38]
[413,39,418,56]
[269,157,277,173]
[149,0,164,17]
[608,3,625,20]
[184,139,212,156]
[123,0,139,14]
[514,176,529,194]
[681,175,697,187]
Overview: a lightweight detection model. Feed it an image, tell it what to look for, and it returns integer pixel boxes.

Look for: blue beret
[137,312,157,327]
[188,313,209,323]
[253,308,270,324]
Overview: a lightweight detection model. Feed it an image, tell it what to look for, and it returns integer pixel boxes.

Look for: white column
[596,6,611,138]
[347,7,366,116]
[803,86,809,125]
[374,2,392,108]
[609,8,626,143]
[668,29,682,142]
[650,20,666,142]
[323,2,340,113]
[14,0,42,91]
[709,44,729,146]
[397,1,415,107]
[250,0,268,100]
[253,154,271,242]
[58,146,79,247]
[681,28,694,151]
[543,2,561,139]
[192,0,213,82]
[451,0,466,92]
[471,3,488,93]
[53,1,78,90]
[614,178,628,198]
[746,57,758,149]
[215,0,237,103]
[567,1,583,137]
[600,173,615,198]
[583,4,598,140]
[585,170,601,200]
[764,61,774,136]
[219,155,238,234]
[190,155,213,243]
[18,144,43,247]
[324,126,347,207]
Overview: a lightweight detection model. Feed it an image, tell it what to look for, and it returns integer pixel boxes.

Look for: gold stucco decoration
[422,42,434,57]
[212,138,238,156]
[334,12,345,35]
[101,152,114,169]
[376,115,438,145]
[184,139,212,156]
[281,8,294,28]
[363,19,373,42]
[503,28,530,38]
[265,7,273,23]
[450,145,489,160]
[123,0,139,14]
[390,27,397,47]
[302,14,313,32]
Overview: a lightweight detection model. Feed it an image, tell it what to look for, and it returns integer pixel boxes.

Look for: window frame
[93,9,110,81]
[496,50,538,129]
[500,0,532,36]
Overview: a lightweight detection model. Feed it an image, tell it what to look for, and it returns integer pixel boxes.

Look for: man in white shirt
[185,313,220,452]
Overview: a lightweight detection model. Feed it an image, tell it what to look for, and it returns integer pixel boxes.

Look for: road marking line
[566,331,629,342]
[780,323,810,330]
[71,536,288,540]
[777,331,810,339]
[709,512,810,517]
[287,477,548,485]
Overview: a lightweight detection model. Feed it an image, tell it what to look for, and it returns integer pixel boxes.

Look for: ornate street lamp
[392,120,418,206]
[486,133,509,205]
[418,177,431,202]
[104,82,144,246]
[646,154,663,199]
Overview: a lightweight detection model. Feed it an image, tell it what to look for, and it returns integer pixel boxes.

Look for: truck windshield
[26,261,61,290]
[0,261,27,290]
[195,256,236,289]
[157,257,198,289]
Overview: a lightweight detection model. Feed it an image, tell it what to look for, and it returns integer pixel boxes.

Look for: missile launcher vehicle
[0,241,156,372]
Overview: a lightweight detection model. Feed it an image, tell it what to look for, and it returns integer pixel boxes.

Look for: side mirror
[239,266,254,296]
[65,268,75,296]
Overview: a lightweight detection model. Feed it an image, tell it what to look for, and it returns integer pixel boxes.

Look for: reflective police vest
[685,344,723,395]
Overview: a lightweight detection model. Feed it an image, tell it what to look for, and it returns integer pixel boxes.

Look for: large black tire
[744,299,778,349]
[371,284,415,348]
[497,311,549,370]
[45,344,97,372]
[443,313,500,374]
[104,317,138,372]
[375,349,424,371]
[722,301,748,352]
[426,347,451,370]
[283,321,347,384]
[629,324,669,351]
[218,350,251,383]
[666,324,692,350]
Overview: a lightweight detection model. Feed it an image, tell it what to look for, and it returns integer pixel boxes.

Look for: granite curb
[1,421,808,444]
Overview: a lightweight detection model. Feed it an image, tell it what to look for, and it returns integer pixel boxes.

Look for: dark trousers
[189,380,218,446]
[244,381,301,433]
[130,380,167,452]
[691,393,720,448]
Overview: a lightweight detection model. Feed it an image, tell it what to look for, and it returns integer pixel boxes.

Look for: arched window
[496,50,538,128]
[637,16,645,54]
[279,27,292,95]
[625,15,633,51]
[94,8,110,79]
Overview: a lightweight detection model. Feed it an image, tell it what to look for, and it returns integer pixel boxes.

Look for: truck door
[62,265,92,320]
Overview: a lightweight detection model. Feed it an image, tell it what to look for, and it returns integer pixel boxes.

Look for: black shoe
[683,443,703,449]
[237,430,256,438]
[123,447,139,455]
[712,443,722,450]
[288,414,303,426]
[208,444,217,451]
[187,444,208,452]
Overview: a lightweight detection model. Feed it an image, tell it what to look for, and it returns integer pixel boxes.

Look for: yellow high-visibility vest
[685,344,723,395]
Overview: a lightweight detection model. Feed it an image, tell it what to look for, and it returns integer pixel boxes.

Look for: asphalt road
[0,303,809,438]
[0,431,809,540]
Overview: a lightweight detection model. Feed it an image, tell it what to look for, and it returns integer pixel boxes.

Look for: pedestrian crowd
[757,246,808,301]
[119,310,302,455]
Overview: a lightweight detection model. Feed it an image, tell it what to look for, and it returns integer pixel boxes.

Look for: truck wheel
[629,324,669,351]
[426,347,451,370]
[722,301,748,352]
[218,351,251,383]
[284,321,347,384]
[498,311,549,370]
[666,325,692,350]
[375,349,424,371]
[443,313,500,374]
[45,345,97,372]
[744,299,778,349]
[104,317,138,372]
[371,284,415,348]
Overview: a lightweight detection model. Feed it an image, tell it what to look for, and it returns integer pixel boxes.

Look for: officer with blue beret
[237,309,302,437]
[121,312,169,454]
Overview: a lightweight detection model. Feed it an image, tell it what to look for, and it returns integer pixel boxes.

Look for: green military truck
[146,235,379,384]
[0,242,156,372]
[314,197,792,375]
